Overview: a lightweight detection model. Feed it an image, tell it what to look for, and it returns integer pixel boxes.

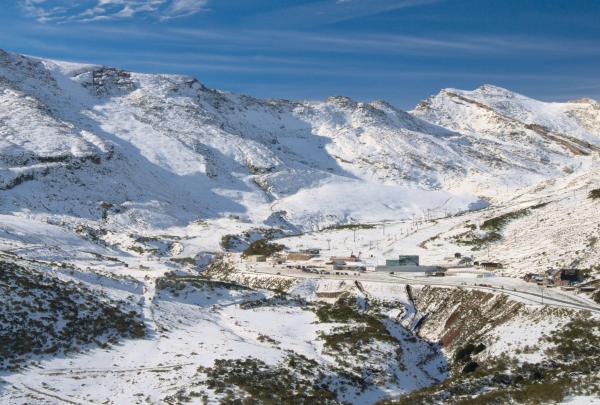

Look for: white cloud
[246,0,444,28]
[19,0,208,22]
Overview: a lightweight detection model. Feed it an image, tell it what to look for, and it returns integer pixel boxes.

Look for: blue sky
[2,0,599,108]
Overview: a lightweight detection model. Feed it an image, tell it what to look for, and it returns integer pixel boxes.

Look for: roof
[330,256,360,262]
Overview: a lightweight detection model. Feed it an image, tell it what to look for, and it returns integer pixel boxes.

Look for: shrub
[220,234,243,251]
[480,208,530,231]
[170,257,197,266]
[473,343,486,355]
[0,261,145,369]
[455,343,476,363]
[512,381,565,404]
[242,239,284,257]
[197,356,340,404]
[462,361,479,374]
[455,342,486,364]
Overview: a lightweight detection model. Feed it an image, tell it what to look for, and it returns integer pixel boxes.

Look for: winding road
[239,264,600,313]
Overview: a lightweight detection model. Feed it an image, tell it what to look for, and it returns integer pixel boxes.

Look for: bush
[455,342,485,363]
[453,230,501,249]
[462,361,479,374]
[170,257,197,266]
[473,343,486,355]
[480,208,530,231]
[455,343,476,363]
[242,239,284,257]
[196,356,340,404]
[220,234,243,251]
[589,189,600,200]
[0,261,145,369]
[512,381,565,404]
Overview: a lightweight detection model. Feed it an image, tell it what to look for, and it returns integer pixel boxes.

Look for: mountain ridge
[0,49,598,235]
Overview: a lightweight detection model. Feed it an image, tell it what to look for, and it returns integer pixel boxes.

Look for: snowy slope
[413,84,600,194]
[1,49,598,239]
[1,46,600,404]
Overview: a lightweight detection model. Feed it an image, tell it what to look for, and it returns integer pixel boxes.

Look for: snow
[563,396,600,404]
[272,180,487,229]
[2,49,597,236]
[0,48,599,404]
[484,312,564,363]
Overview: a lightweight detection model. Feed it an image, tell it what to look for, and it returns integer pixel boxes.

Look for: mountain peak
[475,83,514,95]
[434,84,521,101]
[569,97,600,107]
[324,95,358,108]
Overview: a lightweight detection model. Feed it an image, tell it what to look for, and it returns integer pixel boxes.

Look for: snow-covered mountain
[2,48,600,404]
[1,48,598,236]
[413,84,600,192]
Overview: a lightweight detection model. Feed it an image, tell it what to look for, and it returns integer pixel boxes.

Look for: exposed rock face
[410,286,524,353]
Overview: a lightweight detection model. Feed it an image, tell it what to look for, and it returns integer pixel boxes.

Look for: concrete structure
[375,264,442,273]
[425,269,447,277]
[386,255,419,267]
[548,268,584,286]
[245,254,267,262]
[442,254,473,269]
[287,252,317,261]
[447,269,494,278]
[524,273,546,283]
[267,255,285,264]
[478,262,503,270]
[330,255,360,263]
[300,248,321,255]
[327,258,366,271]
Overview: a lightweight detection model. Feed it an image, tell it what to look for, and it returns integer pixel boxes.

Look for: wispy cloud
[246,0,443,28]
[149,27,600,58]
[15,20,600,61]
[19,0,208,22]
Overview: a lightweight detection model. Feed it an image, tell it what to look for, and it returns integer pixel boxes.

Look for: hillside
[1,49,599,240]
[1,48,600,404]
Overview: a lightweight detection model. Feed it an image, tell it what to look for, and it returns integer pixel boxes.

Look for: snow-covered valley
[1,48,600,404]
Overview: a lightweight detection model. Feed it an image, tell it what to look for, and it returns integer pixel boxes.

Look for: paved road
[238,265,600,313]
[388,273,600,313]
